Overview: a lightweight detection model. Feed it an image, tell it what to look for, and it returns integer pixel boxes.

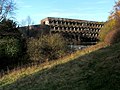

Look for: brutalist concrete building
[41,17,104,45]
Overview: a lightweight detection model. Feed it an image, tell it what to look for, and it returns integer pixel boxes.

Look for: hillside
[0,42,120,90]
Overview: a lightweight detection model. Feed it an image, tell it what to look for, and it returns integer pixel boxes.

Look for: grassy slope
[0,43,120,90]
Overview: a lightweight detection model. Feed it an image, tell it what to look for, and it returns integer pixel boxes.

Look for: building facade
[41,17,104,45]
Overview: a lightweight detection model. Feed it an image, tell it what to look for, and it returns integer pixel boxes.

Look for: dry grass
[0,42,108,90]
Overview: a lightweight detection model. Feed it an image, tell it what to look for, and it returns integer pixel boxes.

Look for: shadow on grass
[1,43,120,90]
[0,57,31,75]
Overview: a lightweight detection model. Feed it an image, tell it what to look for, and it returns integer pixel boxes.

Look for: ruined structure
[19,17,104,45]
[41,17,104,45]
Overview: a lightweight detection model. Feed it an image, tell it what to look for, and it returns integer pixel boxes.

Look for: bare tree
[109,0,120,20]
[110,0,120,27]
[0,0,16,22]
[20,19,26,26]
[20,16,34,27]
[25,16,34,36]
[26,16,32,26]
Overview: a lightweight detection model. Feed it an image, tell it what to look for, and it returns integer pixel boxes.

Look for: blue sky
[15,0,115,25]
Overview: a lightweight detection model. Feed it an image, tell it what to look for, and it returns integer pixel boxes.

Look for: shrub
[0,19,25,59]
[98,19,115,42]
[99,19,120,44]
[27,34,68,62]
[99,0,120,45]
[0,35,28,70]
[0,19,27,70]
[104,29,120,44]
[0,37,22,58]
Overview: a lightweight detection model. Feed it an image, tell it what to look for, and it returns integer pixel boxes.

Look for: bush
[0,19,27,70]
[0,19,17,32]
[0,36,25,70]
[0,36,22,58]
[104,29,120,44]
[99,18,120,44]
[99,0,120,45]
[27,34,68,62]
[98,19,115,42]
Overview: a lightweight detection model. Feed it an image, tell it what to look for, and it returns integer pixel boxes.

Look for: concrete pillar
[54,27,56,30]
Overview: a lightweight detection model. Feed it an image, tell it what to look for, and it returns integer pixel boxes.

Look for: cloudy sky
[15,0,115,25]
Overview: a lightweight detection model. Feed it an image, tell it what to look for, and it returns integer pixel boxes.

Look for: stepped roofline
[41,17,104,23]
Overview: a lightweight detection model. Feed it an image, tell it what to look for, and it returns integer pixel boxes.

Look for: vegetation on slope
[1,0,120,90]
[1,42,120,90]
[27,34,68,62]
[99,0,120,45]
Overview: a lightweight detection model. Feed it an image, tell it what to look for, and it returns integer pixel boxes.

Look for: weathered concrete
[19,17,104,45]
[41,17,104,45]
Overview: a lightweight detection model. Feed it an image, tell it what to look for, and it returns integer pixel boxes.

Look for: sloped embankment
[0,43,120,90]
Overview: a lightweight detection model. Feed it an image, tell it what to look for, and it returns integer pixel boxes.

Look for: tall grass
[0,42,107,89]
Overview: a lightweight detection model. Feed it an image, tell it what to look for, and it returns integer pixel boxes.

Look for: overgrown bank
[0,42,112,90]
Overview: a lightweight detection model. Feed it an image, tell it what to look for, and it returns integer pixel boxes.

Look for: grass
[1,42,120,90]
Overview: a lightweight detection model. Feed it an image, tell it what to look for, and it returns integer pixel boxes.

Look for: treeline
[99,1,120,45]
[0,19,69,70]
[1,0,120,72]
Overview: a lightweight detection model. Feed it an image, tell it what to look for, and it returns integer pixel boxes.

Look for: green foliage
[0,37,22,58]
[27,34,68,62]
[0,18,27,69]
[98,19,115,42]
[0,42,106,90]
[99,18,120,44]
[0,19,17,31]
[1,42,120,90]
[0,19,22,59]
[99,0,120,44]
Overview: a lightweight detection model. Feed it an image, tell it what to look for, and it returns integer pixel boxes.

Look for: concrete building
[41,17,104,45]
